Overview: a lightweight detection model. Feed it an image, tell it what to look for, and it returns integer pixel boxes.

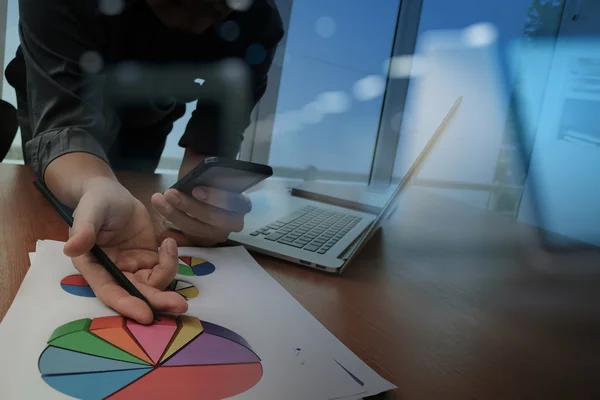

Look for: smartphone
[171,157,273,196]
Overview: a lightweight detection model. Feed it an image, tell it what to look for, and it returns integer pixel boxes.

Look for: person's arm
[19,0,115,193]
[45,153,117,209]
[154,145,252,246]
[20,0,187,323]
[153,22,283,245]
[177,0,284,161]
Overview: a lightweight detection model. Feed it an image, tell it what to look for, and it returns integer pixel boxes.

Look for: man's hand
[152,186,251,246]
[44,153,188,324]
[151,149,252,246]
[64,178,188,324]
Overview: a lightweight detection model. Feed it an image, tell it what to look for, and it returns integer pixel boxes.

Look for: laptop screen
[339,97,462,260]
[377,98,462,220]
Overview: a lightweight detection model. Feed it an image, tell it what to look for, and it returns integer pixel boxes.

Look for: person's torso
[8,0,282,109]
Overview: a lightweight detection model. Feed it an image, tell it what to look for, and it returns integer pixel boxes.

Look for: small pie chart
[39,315,262,399]
[165,279,200,299]
[60,275,199,300]
[59,275,95,297]
[178,256,216,276]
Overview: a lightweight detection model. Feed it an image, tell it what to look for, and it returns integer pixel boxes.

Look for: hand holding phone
[151,157,272,246]
[171,157,273,197]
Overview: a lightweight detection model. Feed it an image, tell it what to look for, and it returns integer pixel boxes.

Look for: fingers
[73,254,155,324]
[163,190,244,232]
[73,253,188,325]
[114,240,179,290]
[64,192,107,257]
[152,185,251,245]
[94,273,188,324]
[96,279,155,324]
[191,187,252,214]
[152,193,231,242]
[114,251,158,273]
[145,238,179,290]
[126,271,188,315]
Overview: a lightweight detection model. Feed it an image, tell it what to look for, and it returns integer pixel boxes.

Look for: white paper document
[0,240,395,399]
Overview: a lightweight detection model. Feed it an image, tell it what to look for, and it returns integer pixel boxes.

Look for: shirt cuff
[25,127,110,179]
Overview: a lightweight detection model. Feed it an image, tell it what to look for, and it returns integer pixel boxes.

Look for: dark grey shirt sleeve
[179,45,278,158]
[179,3,284,158]
[18,0,284,175]
[19,0,114,178]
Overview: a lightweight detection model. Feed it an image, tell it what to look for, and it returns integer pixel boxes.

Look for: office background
[1,0,598,246]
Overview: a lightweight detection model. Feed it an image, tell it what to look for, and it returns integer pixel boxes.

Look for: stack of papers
[0,240,395,399]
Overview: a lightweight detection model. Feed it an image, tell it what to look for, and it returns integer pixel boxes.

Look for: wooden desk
[1,164,599,399]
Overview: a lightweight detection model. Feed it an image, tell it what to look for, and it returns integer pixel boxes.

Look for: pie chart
[39,315,262,399]
[60,275,199,300]
[59,275,95,297]
[178,256,216,276]
[165,279,200,299]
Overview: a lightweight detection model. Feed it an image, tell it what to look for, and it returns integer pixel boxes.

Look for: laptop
[229,96,462,273]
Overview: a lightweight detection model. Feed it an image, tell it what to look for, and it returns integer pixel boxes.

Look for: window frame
[240,0,293,164]
[369,0,423,185]
[242,0,423,186]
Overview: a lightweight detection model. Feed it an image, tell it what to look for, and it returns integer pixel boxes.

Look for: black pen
[34,179,160,321]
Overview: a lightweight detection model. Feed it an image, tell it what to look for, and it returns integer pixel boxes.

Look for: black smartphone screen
[171,158,273,195]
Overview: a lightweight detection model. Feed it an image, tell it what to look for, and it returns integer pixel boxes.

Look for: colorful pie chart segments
[43,369,152,400]
[60,275,199,299]
[39,315,262,400]
[109,363,263,400]
[38,346,151,375]
[178,256,216,276]
[90,316,153,364]
[60,275,95,297]
[166,279,200,299]
[163,331,260,366]
[160,315,203,363]
[126,316,178,364]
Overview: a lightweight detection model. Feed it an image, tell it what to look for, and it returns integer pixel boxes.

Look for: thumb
[64,193,106,257]
[147,238,179,290]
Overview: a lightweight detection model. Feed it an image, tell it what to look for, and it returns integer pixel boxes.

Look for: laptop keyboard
[249,206,362,254]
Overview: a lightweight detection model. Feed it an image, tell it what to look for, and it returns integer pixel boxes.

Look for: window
[0,0,569,205]
[252,0,403,182]
[390,0,566,211]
